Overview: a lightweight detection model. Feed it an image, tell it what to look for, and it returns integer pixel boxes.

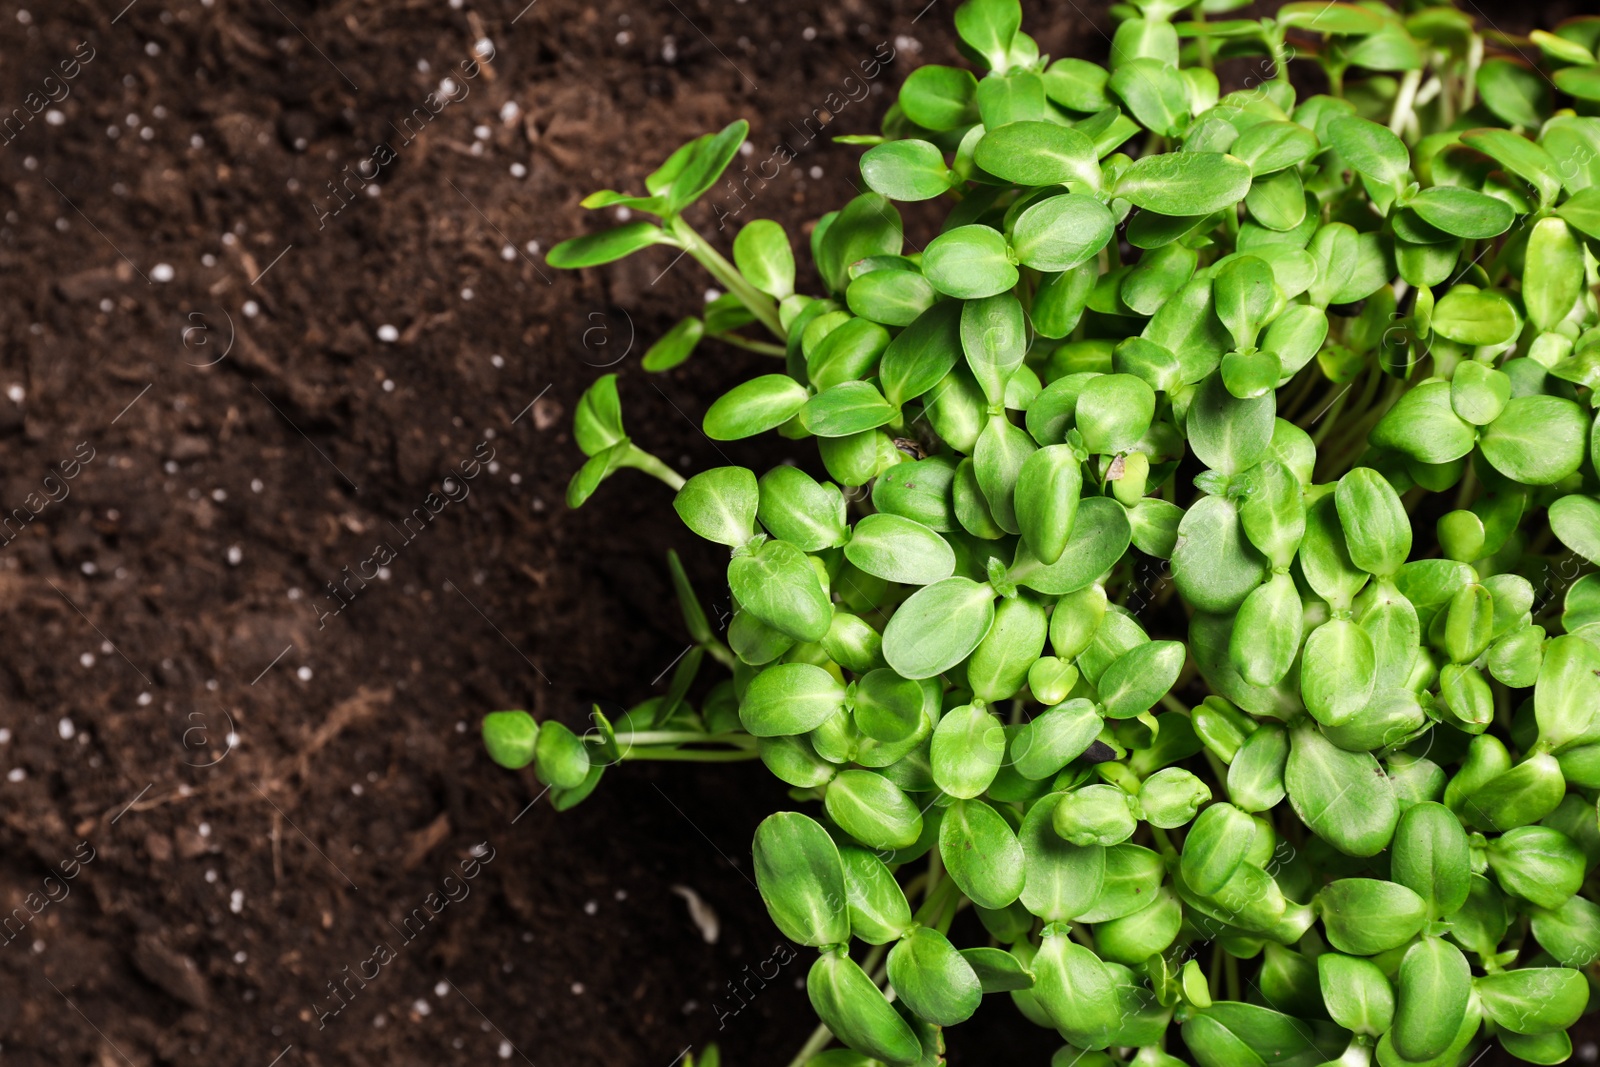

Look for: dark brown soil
[0,2,1586,1066]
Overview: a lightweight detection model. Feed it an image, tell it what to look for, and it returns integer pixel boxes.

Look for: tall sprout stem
[669,217,787,341]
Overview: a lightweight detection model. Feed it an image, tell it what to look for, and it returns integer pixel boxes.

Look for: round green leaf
[754,812,850,947]
[1115,152,1253,216]
[1012,193,1115,272]
[973,120,1099,187]
[883,577,996,680]
[740,663,847,737]
[704,374,810,440]
[940,797,1026,910]
[1479,395,1588,485]
[861,140,953,203]
[922,224,1019,299]
[674,466,758,547]
[845,514,956,586]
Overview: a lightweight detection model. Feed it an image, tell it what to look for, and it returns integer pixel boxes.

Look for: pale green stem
[1389,68,1424,137]
[620,747,760,762]
[621,445,686,491]
[613,730,755,746]
[711,331,787,357]
[668,216,786,340]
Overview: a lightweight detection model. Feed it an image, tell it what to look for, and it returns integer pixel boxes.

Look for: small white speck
[615,207,632,221]
[7,768,24,783]
[80,561,98,576]
[614,889,627,901]
[434,980,450,998]
[79,653,95,668]
[101,641,112,654]
[234,951,247,963]
[190,134,203,149]
[439,78,459,96]
[571,982,585,995]
[509,162,527,178]
[500,244,516,261]
[499,101,520,123]
[297,666,313,681]
[6,384,23,403]
[251,479,264,493]
[583,900,598,915]
[226,545,242,566]
[16,9,31,23]
[487,461,501,474]
[31,939,44,953]
[704,288,721,303]
[45,109,64,126]
[376,324,399,342]
[616,30,631,45]
[382,379,395,392]
[803,26,817,40]
[0,729,9,743]
[201,253,217,267]
[140,126,154,141]
[199,822,211,837]
[474,37,493,56]
[490,354,505,368]
[58,718,74,740]
[524,240,540,255]
[151,263,175,283]
[377,567,391,580]
[144,41,160,56]
[205,869,218,883]
[107,125,120,138]
[126,114,139,126]
[136,693,152,707]
[212,488,227,502]
[809,165,823,179]
[417,58,431,72]
[229,889,244,914]
[100,298,114,312]
[460,288,474,301]
[164,461,179,474]
[374,1014,387,1029]
[455,720,468,733]
[243,300,260,317]
[498,1041,512,1059]
[412,998,431,1016]
[662,39,677,62]
[474,124,492,141]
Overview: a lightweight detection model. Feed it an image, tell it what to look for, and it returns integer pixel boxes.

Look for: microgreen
[494,0,1600,1062]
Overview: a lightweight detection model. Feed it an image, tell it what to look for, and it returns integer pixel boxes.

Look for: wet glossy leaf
[808,952,922,1064]
[1011,193,1115,272]
[923,225,1018,299]
[941,797,1026,909]
[754,812,850,946]
[861,140,953,202]
[1116,152,1253,216]
[883,577,997,680]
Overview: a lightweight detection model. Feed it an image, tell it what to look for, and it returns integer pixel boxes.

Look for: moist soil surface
[0,2,1588,1066]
